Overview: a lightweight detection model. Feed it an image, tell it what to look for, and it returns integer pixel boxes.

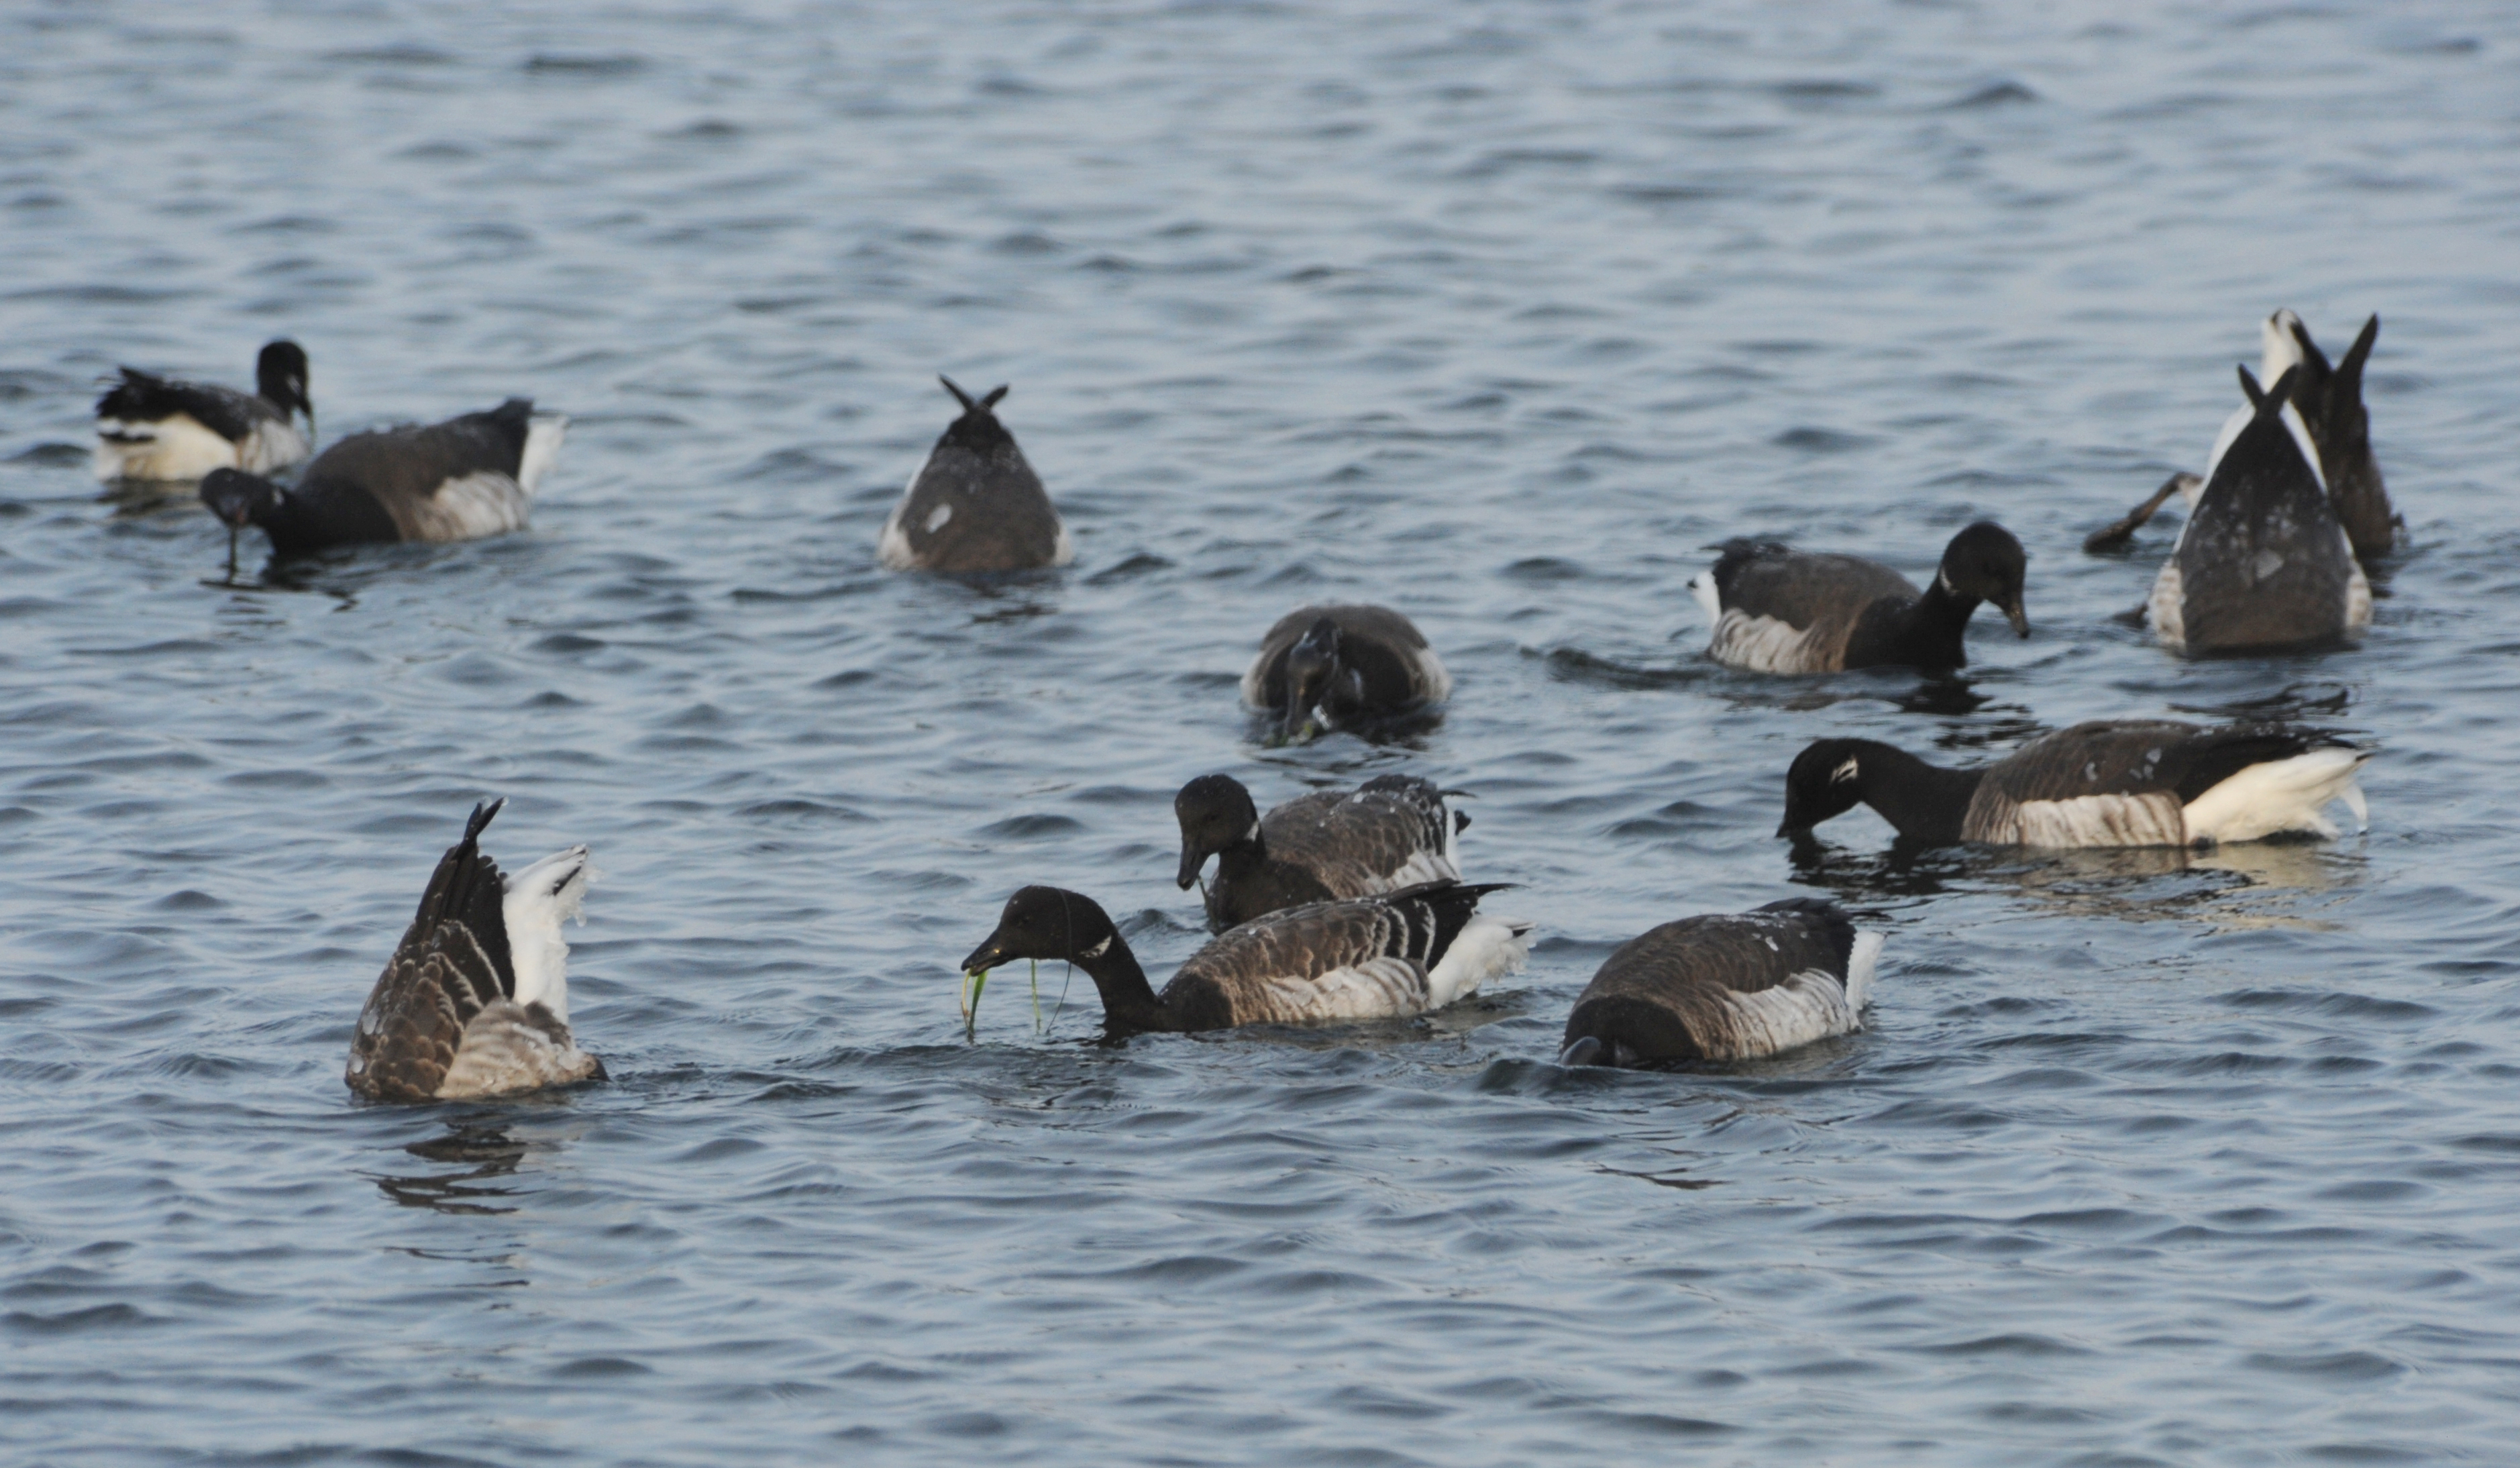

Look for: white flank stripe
[1709,609,1824,672]
[2010,792,2188,849]
[1710,967,1860,1060]
[411,472,531,541]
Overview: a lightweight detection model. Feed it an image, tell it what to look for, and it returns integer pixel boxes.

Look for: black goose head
[201,468,285,529]
[256,339,313,426]
[961,885,1119,975]
[937,374,1018,455]
[1173,774,1261,889]
[1280,617,1343,740]
[1935,521,2030,637]
[1779,738,1872,835]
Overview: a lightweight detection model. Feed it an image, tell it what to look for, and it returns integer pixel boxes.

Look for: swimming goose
[200,398,566,558]
[2262,310,2395,558]
[877,376,1073,573]
[1241,605,1452,741]
[1779,719,2372,849]
[1558,898,1885,1067]
[1174,772,1465,931]
[2146,366,2368,654]
[958,880,1529,1036]
[345,798,602,1103]
[1690,522,2029,674]
[93,339,313,482]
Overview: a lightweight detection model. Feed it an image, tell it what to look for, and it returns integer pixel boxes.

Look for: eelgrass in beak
[959,967,989,1040]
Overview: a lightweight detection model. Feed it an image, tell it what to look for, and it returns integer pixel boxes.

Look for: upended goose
[201,398,566,558]
[1779,719,2371,849]
[1559,899,1885,1067]
[2088,310,2395,562]
[1242,604,1451,742]
[94,339,313,482]
[1174,772,1465,931]
[1690,521,2029,674]
[2144,366,2368,655]
[345,799,602,1102]
[877,376,1072,573]
[2264,309,2396,558]
[959,880,1529,1036]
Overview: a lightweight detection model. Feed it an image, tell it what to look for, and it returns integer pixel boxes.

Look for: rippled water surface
[7,2,2520,1463]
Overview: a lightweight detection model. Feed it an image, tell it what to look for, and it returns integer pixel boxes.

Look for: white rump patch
[1708,609,1825,673]
[1841,930,1886,1012]
[1049,517,1075,568]
[410,472,531,541]
[1689,568,1722,625]
[2182,747,2372,845]
[1410,641,1453,704]
[1422,914,1530,1010]
[503,845,593,1019]
[92,413,239,482]
[2344,552,2371,633]
[517,415,568,496]
[2260,309,2307,385]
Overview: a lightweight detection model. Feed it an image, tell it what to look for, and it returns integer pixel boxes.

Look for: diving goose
[93,339,313,482]
[1689,522,2029,674]
[877,376,1073,573]
[1241,604,1452,742]
[1779,719,2372,849]
[2144,366,2369,654]
[958,880,1530,1036]
[200,398,566,558]
[1174,772,1465,931]
[344,798,603,1103]
[2262,310,2396,558]
[1558,899,1885,1067]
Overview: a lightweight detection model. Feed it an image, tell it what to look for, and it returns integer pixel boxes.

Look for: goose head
[1279,616,1343,741]
[1779,738,1873,835]
[1173,774,1261,890]
[256,340,313,429]
[1936,521,2030,637]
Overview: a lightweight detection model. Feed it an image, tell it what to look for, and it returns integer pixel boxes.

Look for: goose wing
[1967,721,2211,846]
[95,368,275,441]
[1166,880,1512,1025]
[346,801,519,1101]
[1261,776,1459,897]
[306,400,539,541]
[1709,544,1917,629]
[1564,898,1871,1064]
[1241,604,1447,708]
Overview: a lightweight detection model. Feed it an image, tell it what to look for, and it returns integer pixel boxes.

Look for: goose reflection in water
[1787,831,2360,931]
[371,1123,530,1216]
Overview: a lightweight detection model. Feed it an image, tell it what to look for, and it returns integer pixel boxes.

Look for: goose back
[1241,604,1451,729]
[344,800,600,1102]
[1963,721,2368,847]
[1698,545,1918,672]
[1169,880,1522,1027]
[2151,368,2368,653]
[878,377,1071,573]
[1560,898,1880,1065]
[93,348,311,481]
[203,399,561,555]
[1198,774,1460,929]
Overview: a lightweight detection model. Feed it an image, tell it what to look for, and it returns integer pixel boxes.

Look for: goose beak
[959,935,1008,975]
[1557,1036,1606,1067]
[2002,598,2030,639]
[1175,845,1206,891]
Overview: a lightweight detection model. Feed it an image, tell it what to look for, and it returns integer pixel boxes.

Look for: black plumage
[1779,720,2371,849]
[346,800,521,1102]
[201,398,553,556]
[959,880,1524,1036]
[1697,521,2029,673]
[1559,898,1873,1067]
[1174,772,1461,931]
[2270,311,2395,559]
[1242,604,1451,741]
[877,377,1070,573]
[2149,366,2366,654]
[92,340,313,480]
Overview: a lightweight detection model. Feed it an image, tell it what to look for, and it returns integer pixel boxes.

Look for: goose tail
[1689,567,1722,625]
[502,844,596,1016]
[1424,912,1532,1009]
[1842,929,1887,1013]
[518,413,570,496]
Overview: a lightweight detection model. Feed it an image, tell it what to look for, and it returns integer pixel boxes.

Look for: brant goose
[1690,523,2029,674]
[93,339,313,482]
[2145,366,2369,654]
[1779,719,2371,849]
[200,398,566,558]
[1241,605,1451,742]
[2262,310,2396,558]
[958,880,1529,1037]
[345,799,602,1102]
[1174,772,1465,931]
[877,376,1073,573]
[1558,898,1884,1067]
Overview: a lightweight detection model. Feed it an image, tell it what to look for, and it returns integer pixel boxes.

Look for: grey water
[4,1,2519,1463]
